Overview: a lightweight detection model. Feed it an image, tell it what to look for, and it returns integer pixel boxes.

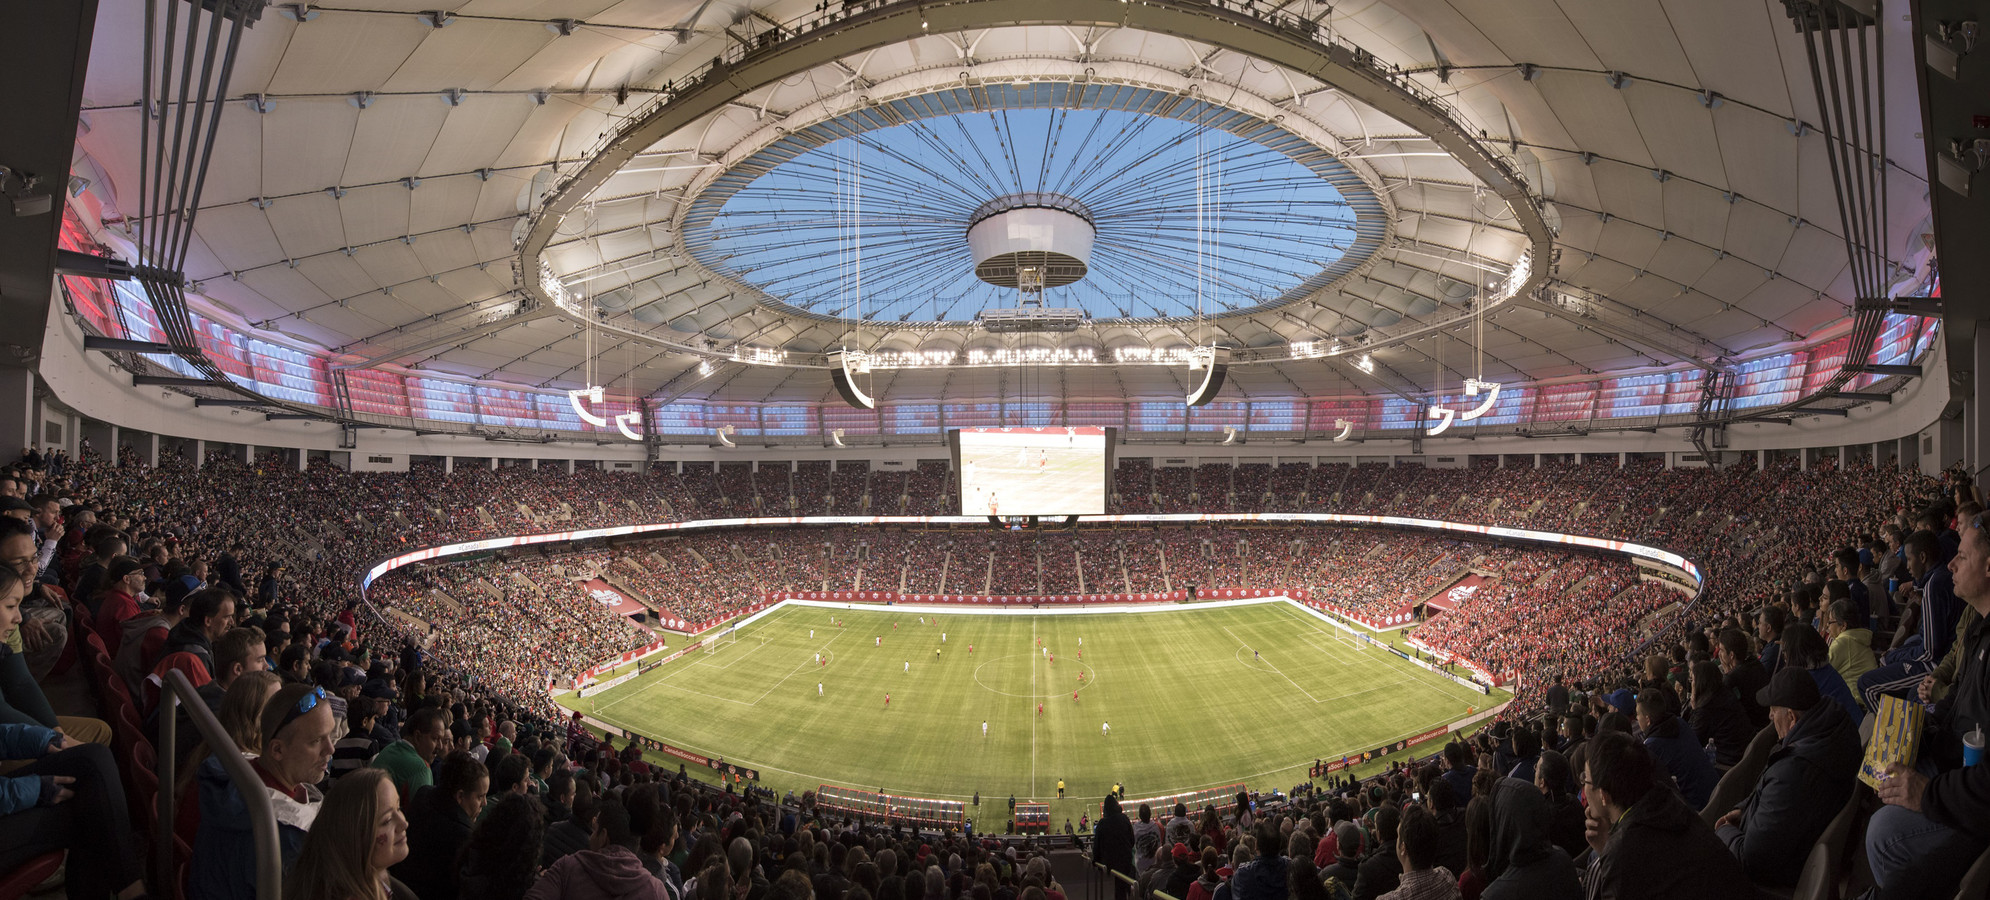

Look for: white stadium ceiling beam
[515,0,1551,361]
[333,308,552,372]
[1507,289,1727,375]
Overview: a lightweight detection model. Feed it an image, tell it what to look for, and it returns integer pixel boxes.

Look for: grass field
[558,600,1501,819]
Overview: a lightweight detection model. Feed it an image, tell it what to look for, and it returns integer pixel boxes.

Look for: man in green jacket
[372,706,449,803]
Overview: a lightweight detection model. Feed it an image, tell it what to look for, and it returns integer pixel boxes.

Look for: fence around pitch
[816,784,967,827]
[1108,784,1244,820]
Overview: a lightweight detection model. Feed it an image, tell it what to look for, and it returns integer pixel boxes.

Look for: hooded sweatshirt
[525,844,668,900]
[1583,783,1754,900]
[1093,796,1137,879]
[1478,778,1580,900]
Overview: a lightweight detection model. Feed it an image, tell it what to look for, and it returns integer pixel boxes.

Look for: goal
[704,623,739,653]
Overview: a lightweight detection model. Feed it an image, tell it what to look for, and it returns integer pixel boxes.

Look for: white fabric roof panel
[61,0,1929,409]
[264,16,432,96]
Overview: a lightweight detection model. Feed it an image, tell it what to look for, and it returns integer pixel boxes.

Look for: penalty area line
[1221,625,1320,703]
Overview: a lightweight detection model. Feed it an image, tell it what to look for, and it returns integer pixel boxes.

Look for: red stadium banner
[1424,574,1488,612]
[583,579,649,619]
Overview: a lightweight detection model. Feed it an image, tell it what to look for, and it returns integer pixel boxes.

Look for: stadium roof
[65,0,1934,417]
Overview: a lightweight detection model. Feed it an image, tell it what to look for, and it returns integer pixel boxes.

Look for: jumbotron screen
[951,426,1112,517]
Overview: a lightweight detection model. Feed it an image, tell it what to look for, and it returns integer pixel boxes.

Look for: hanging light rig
[828,137,879,411]
[1185,103,1229,407]
[1423,255,1517,436]
[566,294,648,440]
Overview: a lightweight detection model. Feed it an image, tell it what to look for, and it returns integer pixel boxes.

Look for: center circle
[971,653,1098,699]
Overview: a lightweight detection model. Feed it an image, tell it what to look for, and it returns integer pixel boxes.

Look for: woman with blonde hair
[284,767,412,900]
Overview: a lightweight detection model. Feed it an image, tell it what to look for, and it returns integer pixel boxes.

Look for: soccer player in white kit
[1102,721,1110,735]
[982,721,988,738]
[818,682,823,696]
[904,661,909,673]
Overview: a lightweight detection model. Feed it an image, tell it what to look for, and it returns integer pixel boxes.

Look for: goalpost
[705,622,740,653]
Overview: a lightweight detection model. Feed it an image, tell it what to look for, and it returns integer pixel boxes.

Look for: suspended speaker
[827,350,876,409]
[1185,347,1231,407]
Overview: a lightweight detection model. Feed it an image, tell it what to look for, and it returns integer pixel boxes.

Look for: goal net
[704,624,739,653]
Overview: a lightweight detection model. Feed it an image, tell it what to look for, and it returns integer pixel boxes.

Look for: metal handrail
[156,667,283,900]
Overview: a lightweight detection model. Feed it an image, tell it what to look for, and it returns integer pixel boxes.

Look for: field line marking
[1031,617,1037,797]
[693,631,782,670]
[1262,606,1359,671]
[1220,625,1320,703]
[599,609,792,711]
[746,632,845,706]
[1266,604,1490,704]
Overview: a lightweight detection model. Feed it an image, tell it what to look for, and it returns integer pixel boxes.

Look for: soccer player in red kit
[1072,690,1079,702]
[1037,703,1044,716]
[885,693,890,707]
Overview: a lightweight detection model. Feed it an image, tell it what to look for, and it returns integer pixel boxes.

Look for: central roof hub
[966,192,1096,289]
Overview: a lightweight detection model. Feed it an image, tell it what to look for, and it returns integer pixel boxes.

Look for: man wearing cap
[1163,843,1199,900]
[363,678,401,745]
[1864,510,1990,900]
[91,556,148,657]
[1709,665,1861,887]
[192,683,337,900]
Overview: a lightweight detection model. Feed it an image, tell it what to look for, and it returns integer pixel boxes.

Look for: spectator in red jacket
[92,556,147,657]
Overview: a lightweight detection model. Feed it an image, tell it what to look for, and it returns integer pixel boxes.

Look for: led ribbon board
[362,512,1701,591]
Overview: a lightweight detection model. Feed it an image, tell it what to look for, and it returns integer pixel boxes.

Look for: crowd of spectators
[7,440,1987,899]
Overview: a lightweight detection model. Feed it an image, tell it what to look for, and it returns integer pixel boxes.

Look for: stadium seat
[1955,844,1990,900]
[0,852,64,900]
[1754,785,1865,900]
[1701,724,1779,825]
[127,741,160,833]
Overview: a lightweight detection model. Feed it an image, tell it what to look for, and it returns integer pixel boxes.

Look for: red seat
[126,742,160,834]
[0,852,65,900]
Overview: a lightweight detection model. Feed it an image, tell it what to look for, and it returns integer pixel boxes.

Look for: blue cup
[1967,741,1985,768]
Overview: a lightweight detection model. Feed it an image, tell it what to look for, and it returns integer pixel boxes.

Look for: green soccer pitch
[556,601,1504,816]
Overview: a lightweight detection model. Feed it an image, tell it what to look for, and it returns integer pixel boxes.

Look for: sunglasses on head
[276,686,326,734]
